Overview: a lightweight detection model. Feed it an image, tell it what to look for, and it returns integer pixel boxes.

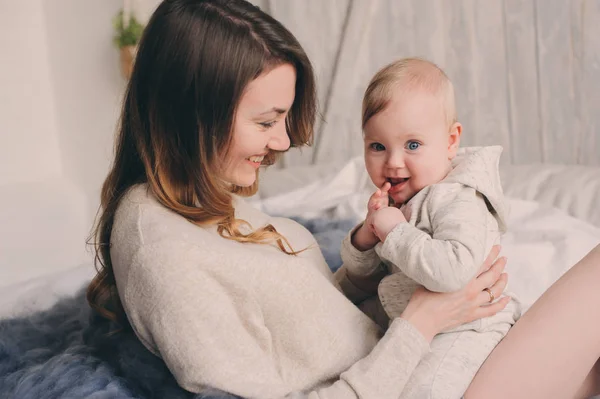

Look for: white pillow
[500,164,600,228]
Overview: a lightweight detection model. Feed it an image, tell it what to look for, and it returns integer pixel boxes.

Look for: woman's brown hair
[87,0,316,326]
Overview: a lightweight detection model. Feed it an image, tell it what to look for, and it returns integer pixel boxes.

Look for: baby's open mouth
[387,177,410,186]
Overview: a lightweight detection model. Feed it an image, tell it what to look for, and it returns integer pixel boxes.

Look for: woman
[87,0,600,398]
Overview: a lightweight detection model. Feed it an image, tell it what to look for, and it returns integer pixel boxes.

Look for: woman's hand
[400,245,511,342]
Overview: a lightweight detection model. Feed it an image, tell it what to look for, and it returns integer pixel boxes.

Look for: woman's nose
[267,123,291,151]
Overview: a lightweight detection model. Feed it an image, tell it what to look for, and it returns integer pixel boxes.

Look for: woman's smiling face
[221,63,296,187]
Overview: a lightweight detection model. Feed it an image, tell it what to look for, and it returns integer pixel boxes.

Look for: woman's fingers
[477,245,501,275]
[475,256,507,291]
[473,296,511,320]
[477,273,508,304]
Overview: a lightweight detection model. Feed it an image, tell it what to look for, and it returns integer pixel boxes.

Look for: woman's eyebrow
[259,107,287,115]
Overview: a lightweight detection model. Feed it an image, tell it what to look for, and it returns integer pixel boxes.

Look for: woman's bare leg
[466,244,600,399]
[575,360,600,399]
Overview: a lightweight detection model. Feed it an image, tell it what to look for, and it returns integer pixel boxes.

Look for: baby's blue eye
[369,142,385,151]
[406,141,420,151]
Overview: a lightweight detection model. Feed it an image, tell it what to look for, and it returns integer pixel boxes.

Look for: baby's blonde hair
[362,57,457,129]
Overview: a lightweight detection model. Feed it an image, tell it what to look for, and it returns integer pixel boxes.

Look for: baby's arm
[336,224,387,303]
[377,184,491,292]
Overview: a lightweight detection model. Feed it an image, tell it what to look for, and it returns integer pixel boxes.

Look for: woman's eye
[259,120,277,129]
[369,142,385,151]
[406,141,420,151]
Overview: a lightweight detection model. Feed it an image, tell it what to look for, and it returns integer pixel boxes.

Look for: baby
[340,58,521,399]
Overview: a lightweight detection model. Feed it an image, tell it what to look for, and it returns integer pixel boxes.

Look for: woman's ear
[448,122,462,159]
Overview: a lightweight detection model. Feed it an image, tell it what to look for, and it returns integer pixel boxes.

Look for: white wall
[43,0,125,221]
[0,0,128,215]
[0,1,63,184]
[0,0,134,286]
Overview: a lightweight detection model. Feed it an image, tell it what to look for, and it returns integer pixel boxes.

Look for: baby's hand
[351,182,392,251]
[363,182,392,241]
[369,207,407,242]
[367,182,391,213]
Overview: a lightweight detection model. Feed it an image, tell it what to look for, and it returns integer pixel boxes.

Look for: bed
[1,159,599,398]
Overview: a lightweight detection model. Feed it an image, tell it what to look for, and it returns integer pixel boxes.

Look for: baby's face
[363,90,457,205]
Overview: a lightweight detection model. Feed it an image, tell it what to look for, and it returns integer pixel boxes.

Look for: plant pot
[120,45,137,79]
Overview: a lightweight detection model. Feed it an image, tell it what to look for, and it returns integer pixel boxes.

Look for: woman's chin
[232,175,257,188]
[224,169,259,188]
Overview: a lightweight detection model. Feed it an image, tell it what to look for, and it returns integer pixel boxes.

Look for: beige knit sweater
[110,184,430,399]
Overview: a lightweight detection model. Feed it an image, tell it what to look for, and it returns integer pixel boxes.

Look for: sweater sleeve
[125,240,429,399]
[376,184,490,292]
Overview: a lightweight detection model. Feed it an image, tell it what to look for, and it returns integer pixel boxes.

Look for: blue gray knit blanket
[0,217,356,399]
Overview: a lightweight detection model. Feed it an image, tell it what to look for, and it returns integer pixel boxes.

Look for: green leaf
[112,9,146,49]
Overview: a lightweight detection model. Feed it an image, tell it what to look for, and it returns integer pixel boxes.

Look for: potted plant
[113,9,145,79]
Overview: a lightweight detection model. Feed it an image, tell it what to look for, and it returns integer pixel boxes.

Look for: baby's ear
[447,122,462,159]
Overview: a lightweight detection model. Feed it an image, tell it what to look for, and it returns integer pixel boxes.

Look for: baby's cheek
[365,161,382,183]
[410,175,427,192]
[364,156,376,169]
